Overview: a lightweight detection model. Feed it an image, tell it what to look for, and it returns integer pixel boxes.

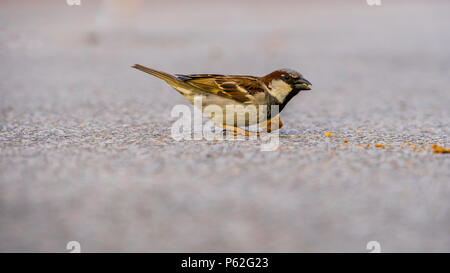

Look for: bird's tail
[132,64,180,85]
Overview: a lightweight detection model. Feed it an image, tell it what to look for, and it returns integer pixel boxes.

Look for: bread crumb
[431,144,450,154]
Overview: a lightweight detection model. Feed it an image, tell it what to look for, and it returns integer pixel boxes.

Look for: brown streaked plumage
[132,64,311,135]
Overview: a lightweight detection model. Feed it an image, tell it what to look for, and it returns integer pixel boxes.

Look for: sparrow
[132,64,311,136]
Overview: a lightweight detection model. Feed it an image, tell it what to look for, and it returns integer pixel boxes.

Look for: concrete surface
[0,0,449,252]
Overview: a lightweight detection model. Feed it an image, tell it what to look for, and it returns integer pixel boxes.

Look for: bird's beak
[294,78,312,91]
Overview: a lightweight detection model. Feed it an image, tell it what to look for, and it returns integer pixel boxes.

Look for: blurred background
[0,0,449,252]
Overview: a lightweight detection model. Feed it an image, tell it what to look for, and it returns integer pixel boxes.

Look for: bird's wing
[175,74,265,104]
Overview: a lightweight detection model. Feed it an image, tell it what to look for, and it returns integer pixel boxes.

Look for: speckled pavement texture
[0,0,449,252]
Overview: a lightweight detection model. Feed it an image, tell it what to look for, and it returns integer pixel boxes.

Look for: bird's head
[261,69,311,105]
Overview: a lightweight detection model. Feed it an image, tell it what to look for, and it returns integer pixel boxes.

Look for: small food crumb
[366,144,370,147]
[356,131,361,135]
[297,135,302,138]
[325,132,335,137]
[343,140,349,144]
[374,144,385,148]
[431,144,450,154]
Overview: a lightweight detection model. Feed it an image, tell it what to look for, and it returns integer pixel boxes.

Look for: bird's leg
[259,115,283,133]
[221,124,260,137]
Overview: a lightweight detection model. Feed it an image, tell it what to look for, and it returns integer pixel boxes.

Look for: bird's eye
[283,74,290,80]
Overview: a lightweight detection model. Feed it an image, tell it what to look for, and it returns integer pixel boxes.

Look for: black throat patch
[265,89,300,119]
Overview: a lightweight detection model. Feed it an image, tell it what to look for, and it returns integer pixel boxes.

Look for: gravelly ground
[0,0,449,252]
